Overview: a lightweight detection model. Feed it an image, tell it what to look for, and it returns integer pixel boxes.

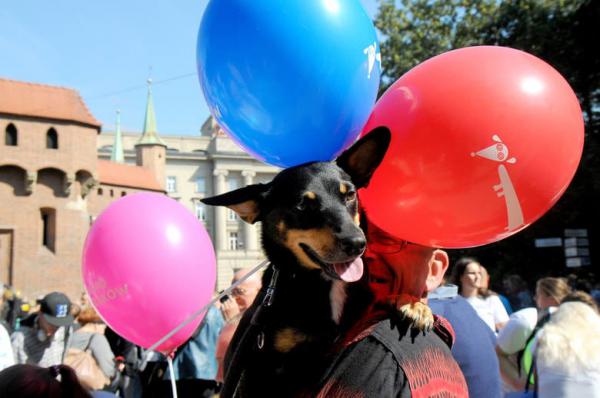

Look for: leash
[222,264,282,398]
[250,264,280,349]
[147,259,270,354]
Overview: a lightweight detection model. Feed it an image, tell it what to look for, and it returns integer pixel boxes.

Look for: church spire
[137,78,166,147]
[110,110,125,163]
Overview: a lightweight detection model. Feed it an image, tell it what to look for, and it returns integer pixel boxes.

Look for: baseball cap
[40,292,74,327]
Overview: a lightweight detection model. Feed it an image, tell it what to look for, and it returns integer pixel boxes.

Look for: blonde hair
[536,302,600,372]
[76,306,102,326]
[536,277,571,304]
[562,290,599,313]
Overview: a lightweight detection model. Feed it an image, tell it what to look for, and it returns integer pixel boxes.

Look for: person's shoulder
[465,295,485,305]
[509,307,538,325]
[434,295,473,310]
[485,294,503,304]
[371,316,455,351]
[207,305,225,325]
[69,330,95,346]
[73,330,94,338]
[319,330,407,397]
[432,296,491,330]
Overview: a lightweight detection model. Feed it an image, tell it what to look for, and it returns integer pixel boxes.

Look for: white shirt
[11,322,68,367]
[496,307,538,354]
[465,295,509,332]
[535,364,600,397]
[0,326,15,371]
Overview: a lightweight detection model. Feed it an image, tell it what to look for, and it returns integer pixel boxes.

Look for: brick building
[1,77,280,302]
[0,78,164,301]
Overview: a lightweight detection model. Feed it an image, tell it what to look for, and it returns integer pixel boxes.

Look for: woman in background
[67,306,116,390]
[452,257,509,333]
[496,277,572,392]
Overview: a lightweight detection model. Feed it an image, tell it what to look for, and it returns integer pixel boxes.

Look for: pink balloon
[82,193,216,353]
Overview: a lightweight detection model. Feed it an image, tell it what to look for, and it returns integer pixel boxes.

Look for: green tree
[375,0,499,90]
[374,0,600,283]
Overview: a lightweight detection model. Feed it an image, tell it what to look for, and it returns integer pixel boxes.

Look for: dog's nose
[341,236,366,257]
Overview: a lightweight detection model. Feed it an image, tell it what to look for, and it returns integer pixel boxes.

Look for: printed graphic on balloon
[359,46,584,248]
[197,0,381,167]
[82,193,216,353]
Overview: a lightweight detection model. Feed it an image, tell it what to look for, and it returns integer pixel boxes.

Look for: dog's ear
[336,126,391,188]
[201,183,271,224]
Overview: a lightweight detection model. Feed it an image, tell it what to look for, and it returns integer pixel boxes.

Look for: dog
[202,127,391,397]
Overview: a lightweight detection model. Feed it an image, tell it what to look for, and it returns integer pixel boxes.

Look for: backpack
[516,312,552,388]
[64,333,110,391]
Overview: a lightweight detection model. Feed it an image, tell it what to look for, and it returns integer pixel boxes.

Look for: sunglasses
[231,287,248,297]
[367,233,410,254]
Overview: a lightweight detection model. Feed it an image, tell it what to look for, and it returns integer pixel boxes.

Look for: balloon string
[146,259,270,353]
[167,356,178,398]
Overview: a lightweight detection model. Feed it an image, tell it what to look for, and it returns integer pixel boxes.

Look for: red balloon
[360,46,584,248]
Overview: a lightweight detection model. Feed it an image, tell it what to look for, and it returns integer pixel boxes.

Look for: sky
[0,0,379,136]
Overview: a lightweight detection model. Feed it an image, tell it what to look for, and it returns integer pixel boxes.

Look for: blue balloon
[197,0,381,167]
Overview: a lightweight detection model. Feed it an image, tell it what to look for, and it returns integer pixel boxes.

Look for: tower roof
[97,160,163,191]
[136,79,166,147]
[110,110,125,163]
[0,78,101,129]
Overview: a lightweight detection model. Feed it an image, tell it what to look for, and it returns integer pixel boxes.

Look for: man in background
[11,292,73,367]
[429,277,502,397]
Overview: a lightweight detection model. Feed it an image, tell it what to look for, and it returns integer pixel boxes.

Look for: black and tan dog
[202,128,390,397]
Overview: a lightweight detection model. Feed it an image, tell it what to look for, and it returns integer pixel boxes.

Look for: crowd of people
[443,258,600,397]
[0,255,598,397]
[0,276,262,398]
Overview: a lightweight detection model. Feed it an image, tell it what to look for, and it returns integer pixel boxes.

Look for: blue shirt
[166,305,225,381]
[429,288,502,398]
[498,294,514,315]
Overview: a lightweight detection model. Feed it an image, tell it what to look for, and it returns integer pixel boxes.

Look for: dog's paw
[396,300,434,332]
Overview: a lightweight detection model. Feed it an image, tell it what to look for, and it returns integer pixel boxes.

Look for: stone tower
[135,79,166,190]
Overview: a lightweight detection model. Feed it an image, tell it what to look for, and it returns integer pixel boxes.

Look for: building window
[227,209,238,221]
[97,188,103,195]
[227,177,239,191]
[110,189,114,197]
[195,177,206,193]
[41,208,56,252]
[228,232,239,250]
[121,191,127,197]
[195,202,206,221]
[166,176,177,193]
[5,124,17,146]
[46,128,58,149]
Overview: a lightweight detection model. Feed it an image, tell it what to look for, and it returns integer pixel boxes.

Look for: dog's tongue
[334,257,364,282]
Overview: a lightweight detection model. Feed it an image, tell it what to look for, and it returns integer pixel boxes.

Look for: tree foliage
[375,0,499,89]
[374,0,600,284]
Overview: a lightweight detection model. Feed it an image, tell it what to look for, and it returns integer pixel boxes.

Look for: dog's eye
[345,190,357,202]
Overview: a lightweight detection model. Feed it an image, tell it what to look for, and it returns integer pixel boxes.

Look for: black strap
[83,332,97,352]
[517,312,551,377]
[61,325,72,362]
[222,265,279,398]
[524,353,536,392]
[250,265,279,327]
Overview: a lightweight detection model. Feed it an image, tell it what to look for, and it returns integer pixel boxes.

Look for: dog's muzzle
[299,243,364,282]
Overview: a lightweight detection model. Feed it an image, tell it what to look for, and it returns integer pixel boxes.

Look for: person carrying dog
[317,217,468,397]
